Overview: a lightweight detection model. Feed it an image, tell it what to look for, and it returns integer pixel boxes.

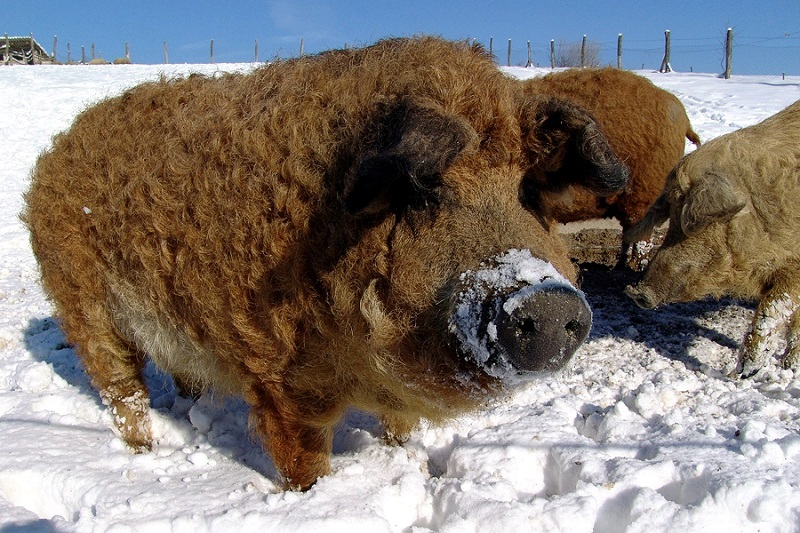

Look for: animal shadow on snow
[21,316,382,484]
[0,519,62,533]
[579,264,753,373]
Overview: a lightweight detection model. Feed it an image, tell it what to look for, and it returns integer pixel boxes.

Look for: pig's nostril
[565,319,582,338]
[516,317,538,337]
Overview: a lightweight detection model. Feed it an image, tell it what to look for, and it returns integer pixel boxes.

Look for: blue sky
[6,1,800,74]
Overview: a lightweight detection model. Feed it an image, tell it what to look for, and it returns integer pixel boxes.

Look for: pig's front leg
[246,385,337,491]
[738,280,800,378]
[782,311,800,371]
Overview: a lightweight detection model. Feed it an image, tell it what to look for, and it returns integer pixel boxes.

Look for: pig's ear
[680,174,747,235]
[345,100,478,217]
[519,96,629,195]
[624,192,671,244]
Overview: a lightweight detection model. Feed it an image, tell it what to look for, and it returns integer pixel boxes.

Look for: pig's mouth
[448,249,592,380]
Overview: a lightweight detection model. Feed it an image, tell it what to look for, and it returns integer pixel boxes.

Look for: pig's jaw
[448,249,591,380]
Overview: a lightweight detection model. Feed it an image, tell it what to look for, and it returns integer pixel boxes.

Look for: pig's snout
[624,284,659,309]
[449,249,592,379]
[494,285,592,372]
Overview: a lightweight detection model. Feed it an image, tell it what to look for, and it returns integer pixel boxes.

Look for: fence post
[489,37,493,59]
[580,35,586,67]
[659,29,672,72]
[526,40,532,67]
[81,45,86,64]
[30,33,35,64]
[507,39,511,67]
[210,39,214,63]
[125,41,130,61]
[163,41,169,64]
[724,27,733,79]
[67,42,71,63]
[4,34,8,65]
[91,43,96,60]
[550,39,555,68]
[53,35,57,63]
[254,39,259,62]
[617,33,623,69]
[299,38,304,56]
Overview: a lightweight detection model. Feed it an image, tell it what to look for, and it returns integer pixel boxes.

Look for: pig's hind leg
[59,298,154,452]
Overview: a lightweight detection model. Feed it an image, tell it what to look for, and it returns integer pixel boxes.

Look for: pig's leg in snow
[738,275,800,377]
[781,311,800,370]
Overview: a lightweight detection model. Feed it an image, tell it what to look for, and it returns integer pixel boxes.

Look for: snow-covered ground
[1,61,799,532]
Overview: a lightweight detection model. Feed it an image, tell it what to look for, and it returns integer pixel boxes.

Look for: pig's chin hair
[497,364,572,387]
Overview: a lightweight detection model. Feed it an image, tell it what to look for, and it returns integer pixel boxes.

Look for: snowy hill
[1,62,799,532]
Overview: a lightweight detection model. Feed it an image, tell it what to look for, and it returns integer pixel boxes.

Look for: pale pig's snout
[450,249,592,378]
[624,283,659,309]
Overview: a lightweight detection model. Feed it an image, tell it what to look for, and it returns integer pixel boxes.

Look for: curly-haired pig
[625,100,800,377]
[518,67,700,269]
[23,37,629,490]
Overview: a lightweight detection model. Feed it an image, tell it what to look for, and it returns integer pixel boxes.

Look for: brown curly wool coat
[519,67,700,264]
[23,37,627,490]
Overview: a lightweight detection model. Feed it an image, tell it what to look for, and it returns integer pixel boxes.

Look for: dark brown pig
[624,100,800,377]
[23,37,628,490]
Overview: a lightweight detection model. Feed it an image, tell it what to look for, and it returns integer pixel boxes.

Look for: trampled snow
[1,61,800,532]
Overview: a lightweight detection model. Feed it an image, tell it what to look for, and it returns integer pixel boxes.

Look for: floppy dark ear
[680,173,747,236]
[345,99,478,217]
[520,96,629,195]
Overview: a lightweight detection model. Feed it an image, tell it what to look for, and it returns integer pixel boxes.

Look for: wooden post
[507,38,511,67]
[580,35,587,67]
[53,35,58,63]
[254,39,259,62]
[163,41,169,64]
[30,33,35,64]
[81,45,86,64]
[4,34,9,65]
[125,41,130,60]
[67,42,71,63]
[659,29,672,72]
[526,40,532,67]
[299,38,304,56]
[617,33,623,69]
[724,27,733,79]
[550,39,555,68]
[489,37,493,59]
[91,43,96,60]
[210,39,214,63]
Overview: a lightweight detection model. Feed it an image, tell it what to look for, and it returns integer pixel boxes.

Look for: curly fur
[625,100,800,376]
[23,37,625,490]
[519,67,700,265]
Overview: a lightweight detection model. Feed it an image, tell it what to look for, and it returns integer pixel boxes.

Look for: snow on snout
[449,249,590,378]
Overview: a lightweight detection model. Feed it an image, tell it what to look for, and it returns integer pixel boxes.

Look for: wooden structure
[1,34,54,65]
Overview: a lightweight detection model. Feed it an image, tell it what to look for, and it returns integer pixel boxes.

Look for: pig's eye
[519,177,542,212]
[407,180,442,212]
[518,178,550,228]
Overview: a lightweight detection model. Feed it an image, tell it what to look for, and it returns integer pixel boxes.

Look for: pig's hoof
[738,363,762,379]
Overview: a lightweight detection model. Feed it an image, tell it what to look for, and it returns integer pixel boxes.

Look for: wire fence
[5,29,800,77]
[500,30,800,76]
